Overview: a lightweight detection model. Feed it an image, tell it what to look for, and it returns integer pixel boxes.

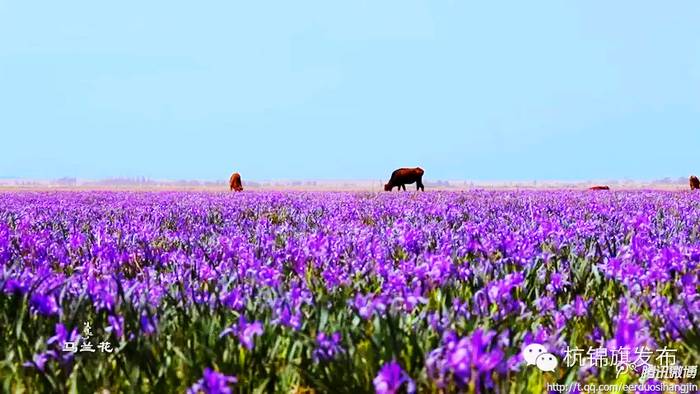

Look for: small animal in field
[229,172,243,191]
[384,167,425,191]
[690,176,700,190]
[589,185,610,191]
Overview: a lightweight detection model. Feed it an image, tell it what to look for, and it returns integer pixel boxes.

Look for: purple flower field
[1,191,698,393]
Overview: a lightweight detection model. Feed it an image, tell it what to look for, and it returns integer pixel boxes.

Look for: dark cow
[229,172,243,192]
[384,167,425,191]
[690,176,700,190]
[589,185,610,191]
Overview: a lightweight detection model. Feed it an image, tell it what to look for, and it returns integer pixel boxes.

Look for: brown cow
[589,185,610,191]
[384,167,425,191]
[690,176,700,190]
[229,172,243,192]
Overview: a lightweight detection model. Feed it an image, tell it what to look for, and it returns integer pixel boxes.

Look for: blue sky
[1,1,699,181]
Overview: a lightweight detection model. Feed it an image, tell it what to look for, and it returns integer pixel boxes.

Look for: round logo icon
[522,343,558,372]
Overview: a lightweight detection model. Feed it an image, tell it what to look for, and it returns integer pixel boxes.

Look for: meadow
[0,191,698,393]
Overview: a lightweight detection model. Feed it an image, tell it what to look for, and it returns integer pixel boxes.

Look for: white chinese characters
[61,322,113,354]
[562,345,696,380]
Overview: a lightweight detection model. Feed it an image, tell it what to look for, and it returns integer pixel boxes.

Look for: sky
[1,1,699,181]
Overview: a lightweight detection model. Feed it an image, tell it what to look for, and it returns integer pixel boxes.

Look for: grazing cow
[690,176,700,190]
[229,172,243,192]
[589,185,610,191]
[384,167,425,191]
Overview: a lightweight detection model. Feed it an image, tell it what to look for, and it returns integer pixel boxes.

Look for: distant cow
[229,172,243,192]
[690,176,700,190]
[589,185,610,191]
[384,167,425,191]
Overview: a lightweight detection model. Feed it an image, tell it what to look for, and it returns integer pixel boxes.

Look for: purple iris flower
[312,331,344,362]
[108,314,125,339]
[373,361,416,394]
[47,323,73,346]
[535,296,555,313]
[353,294,374,319]
[30,293,59,316]
[140,313,158,335]
[3,278,28,295]
[23,351,53,372]
[607,313,646,350]
[450,330,503,381]
[239,319,263,350]
[219,316,263,350]
[427,329,504,388]
[573,296,588,317]
[187,368,237,394]
[546,272,569,293]
[221,288,245,310]
[25,323,81,370]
